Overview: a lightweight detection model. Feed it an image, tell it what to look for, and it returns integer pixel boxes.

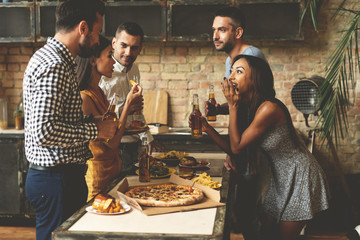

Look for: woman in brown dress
[76,35,143,200]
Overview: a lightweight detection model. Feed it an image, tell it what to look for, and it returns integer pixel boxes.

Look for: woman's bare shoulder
[256,101,286,126]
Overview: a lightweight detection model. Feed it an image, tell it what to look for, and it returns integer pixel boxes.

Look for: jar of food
[14,109,23,130]
[0,98,8,129]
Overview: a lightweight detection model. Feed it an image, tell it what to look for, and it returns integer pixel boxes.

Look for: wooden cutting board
[143,90,168,125]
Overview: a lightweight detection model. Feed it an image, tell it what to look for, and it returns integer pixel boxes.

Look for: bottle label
[207,115,216,121]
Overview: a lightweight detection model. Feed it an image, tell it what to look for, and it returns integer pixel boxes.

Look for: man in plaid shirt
[23,1,118,239]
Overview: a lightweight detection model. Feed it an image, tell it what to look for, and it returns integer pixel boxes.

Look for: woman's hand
[188,115,209,133]
[125,84,143,113]
[221,77,240,110]
[223,155,237,173]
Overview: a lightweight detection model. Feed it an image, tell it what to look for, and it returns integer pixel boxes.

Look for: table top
[53,170,231,240]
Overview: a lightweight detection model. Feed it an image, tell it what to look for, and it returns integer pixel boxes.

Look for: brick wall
[0,0,359,173]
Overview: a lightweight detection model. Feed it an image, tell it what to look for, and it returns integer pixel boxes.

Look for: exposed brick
[136,55,160,63]
[188,81,200,89]
[188,73,207,81]
[299,64,313,72]
[21,46,34,55]
[138,64,151,72]
[177,64,190,72]
[283,64,298,72]
[191,64,201,72]
[200,47,213,55]
[294,55,321,64]
[141,72,161,81]
[161,72,187,80]
[168,81,187,90]
[20,63,28,71]
[163,64,177,73]
[167,89,188,98]
[6,55,31,63]
[0,47,8,54]
[2,80,14,88]
[200,81,217,89]
[5,72,24,80]
[207,56,226,63]
[164,47,174,55]
[7,64,20,72]
[200,64,213,73]
[170,104,187,113]
[206,72,225,82]
[5,88,22,97]
[156,81,168,89]
[214,63,225,73]
[9,47,20,55]
[271,63,285,72]
[169,98,188,106]
[150,64,162,72]
[188,47,200,55]
[187,56,206,63]
[171,112,189,121]
[175,47,188,56]
[0,64,5,71]
[14,80,23,88]
[140,80,155,90]
[144,46,160,55]
[161,56,186,64]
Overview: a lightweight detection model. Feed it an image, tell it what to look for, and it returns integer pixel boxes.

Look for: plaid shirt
[23,37,98,167]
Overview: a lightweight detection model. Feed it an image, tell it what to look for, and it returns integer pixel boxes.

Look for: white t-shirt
[99,58,153,143]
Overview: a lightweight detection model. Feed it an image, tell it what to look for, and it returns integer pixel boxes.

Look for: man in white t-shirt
[99,22,161,171]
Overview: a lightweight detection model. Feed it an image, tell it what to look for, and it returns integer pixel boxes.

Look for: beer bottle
[207,84,217,121]
[190,94,203,139]
[139,137,150,182]
[103,93,117,121]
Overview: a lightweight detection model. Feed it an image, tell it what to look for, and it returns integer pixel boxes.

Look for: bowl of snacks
[154,150,188,166]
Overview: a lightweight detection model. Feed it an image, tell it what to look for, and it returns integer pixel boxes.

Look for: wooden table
[53,154,232,240]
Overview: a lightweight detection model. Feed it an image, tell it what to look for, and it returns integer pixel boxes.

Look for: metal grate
[291,80,321,114]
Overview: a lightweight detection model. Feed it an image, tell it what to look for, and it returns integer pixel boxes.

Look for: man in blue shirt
[208,6,269,240]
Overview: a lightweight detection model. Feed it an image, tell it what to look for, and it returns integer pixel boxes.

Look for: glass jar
[0,98,8,129]
[14,110,23,130]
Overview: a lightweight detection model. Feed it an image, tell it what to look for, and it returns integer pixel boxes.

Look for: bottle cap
[14,109,23,115]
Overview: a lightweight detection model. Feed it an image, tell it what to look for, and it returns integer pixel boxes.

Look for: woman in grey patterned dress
[222,55,330,240]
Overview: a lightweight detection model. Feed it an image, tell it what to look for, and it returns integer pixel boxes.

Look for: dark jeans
[119,141,141,172]
[231,174,260,240]
[25,164,88,240]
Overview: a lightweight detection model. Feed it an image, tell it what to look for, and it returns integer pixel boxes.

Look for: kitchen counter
[0,128,24,138]
[151,127,228,153]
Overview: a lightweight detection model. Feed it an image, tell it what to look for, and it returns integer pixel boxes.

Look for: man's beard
[78,33,96,58]
[120,55,135,67]
[222,40,235,53]
[215,34,235,53]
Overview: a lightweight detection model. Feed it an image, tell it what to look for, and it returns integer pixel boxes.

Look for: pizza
[125,184,204,207]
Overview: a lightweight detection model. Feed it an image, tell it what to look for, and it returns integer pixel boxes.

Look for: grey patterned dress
[260,122,330,222]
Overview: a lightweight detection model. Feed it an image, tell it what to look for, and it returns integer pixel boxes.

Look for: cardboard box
[117,174,225,216]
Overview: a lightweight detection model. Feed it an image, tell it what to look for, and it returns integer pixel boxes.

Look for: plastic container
[0,98,8,129]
